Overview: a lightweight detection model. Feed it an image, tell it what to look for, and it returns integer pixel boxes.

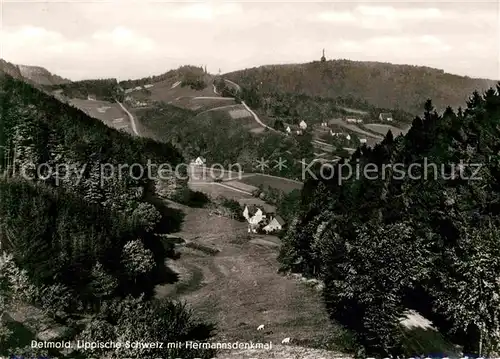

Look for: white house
[191,156,206,166]
[263,215,286,233]
[360,138,367,144]
[299,120,307,130]
[379,113,393,122]
[243,205,267,233]
[286,126,291,134]
[346,134,351,141]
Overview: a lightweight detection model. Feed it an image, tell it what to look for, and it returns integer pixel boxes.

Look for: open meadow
[364,123,409,137]
[239,174,303,194]
[155,200,344,352]
[68,98,133,134]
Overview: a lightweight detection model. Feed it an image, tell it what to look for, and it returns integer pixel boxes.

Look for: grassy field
[239,174,303,194]
[188,182,254,201]
[155,200,345,352]
[364,123,409,137]
[206,106,263,132]
[327,118,383,140]
[223,180,259,193]
[69,98,133,134]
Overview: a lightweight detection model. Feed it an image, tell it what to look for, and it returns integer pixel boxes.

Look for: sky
[1,0,499,81]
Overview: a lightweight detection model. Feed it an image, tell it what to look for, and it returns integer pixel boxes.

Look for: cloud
[170,3,243,20]
[355,5,442,20]
[1,26,88,59]
[92,27,155,51]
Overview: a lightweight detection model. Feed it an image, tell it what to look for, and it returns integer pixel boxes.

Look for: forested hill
[278,83,500,357]
[119,65,206,89]
[224,60,497,114]
[0,73,215,358]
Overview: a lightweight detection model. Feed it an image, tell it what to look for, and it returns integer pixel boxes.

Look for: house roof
[245,204,263,216]
[379,112,393,119]
[275,215,286,225]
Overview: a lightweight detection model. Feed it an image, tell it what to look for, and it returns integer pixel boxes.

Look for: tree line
[0,73,215,358]
[278,84,500,357]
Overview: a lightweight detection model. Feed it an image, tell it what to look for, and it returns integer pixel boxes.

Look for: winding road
[117,100,139,136]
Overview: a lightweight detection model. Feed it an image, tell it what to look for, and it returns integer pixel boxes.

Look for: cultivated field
[327,118,383,140]
[223,180,259,193]
[364,123,408,137]
[69,98,133,134]
[155,200,343,353]
[339,106,369,115]
[239,174,303,194]
[188,182,254,201]
[147,80,217,103]
[208,106,263,132]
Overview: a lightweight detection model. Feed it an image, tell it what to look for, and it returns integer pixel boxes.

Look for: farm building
[346,118,363,123]
[243,205,267,233]
[379,113,393,122]
[191,156,206,166]
[263,215,286,233]
[299,120,307,130]
[360,138,367,144]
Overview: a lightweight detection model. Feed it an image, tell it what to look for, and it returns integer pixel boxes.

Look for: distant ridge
[0,59,71,86]
[224,59,498,114]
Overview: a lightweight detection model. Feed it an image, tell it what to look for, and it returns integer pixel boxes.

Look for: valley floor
[155,199,349,357]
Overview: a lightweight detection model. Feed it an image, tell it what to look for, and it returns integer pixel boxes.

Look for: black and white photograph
[0,0,499,358]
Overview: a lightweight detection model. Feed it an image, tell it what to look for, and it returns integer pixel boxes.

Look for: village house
[286,126,291,134]
[320,122,328,127]
[360,138,367,144]
[263,215,286,233]
[299,120,307,130]
[243,205,267,233]
[191,156,206,166]
[379,113,393,122]
[346,134,351,141]
[346,118,363,123]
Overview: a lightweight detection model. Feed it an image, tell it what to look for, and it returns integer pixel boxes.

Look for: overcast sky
[1,1,499,81]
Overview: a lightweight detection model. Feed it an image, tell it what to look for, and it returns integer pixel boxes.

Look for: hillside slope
[17,64,71,86]
[0,59,70,86]
[225,60,497,114]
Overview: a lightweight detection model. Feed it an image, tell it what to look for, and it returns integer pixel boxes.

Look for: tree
[130,202,161,232]
[89,262,118,307]
[273,119,285,132]
[121,240,155,283]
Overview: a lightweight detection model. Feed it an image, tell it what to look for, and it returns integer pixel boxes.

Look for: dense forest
[0,73,215,358]
[215,76,413,125]
[224,60,497,114]
[278,84,500,357]
[119,65,206,90]
[45,78,123,101]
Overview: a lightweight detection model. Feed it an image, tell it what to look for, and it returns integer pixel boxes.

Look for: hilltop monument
[321,49,326,62]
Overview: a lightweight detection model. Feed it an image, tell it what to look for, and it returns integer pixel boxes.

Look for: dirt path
[116,100,139,136]
[155,203,340,349]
